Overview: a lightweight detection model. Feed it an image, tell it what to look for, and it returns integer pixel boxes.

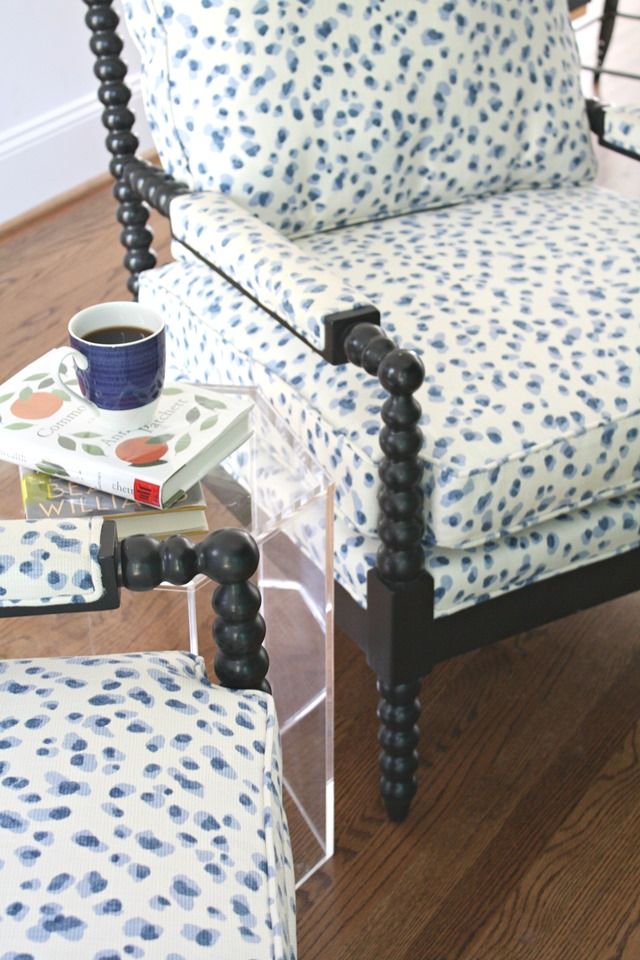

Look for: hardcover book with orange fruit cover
[0,350,253,508]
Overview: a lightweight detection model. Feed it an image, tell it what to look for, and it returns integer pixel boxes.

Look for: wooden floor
[1,10,640,957]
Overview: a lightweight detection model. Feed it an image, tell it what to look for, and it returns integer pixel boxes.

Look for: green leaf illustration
[162,387,184,395]
[186,406,200,423]
[147,434,173,444]
[38,377,55,389]
[59,362,68,376]
[195,394,227,411]
[52,389,70,401]
[82,443,104,456]
[24,373,48,382]
[57,436,76,451]
[175,433,191,453]
[0,393,13,405]
[18,387,33,401]
[200,415,219,431]
[36,461,68,477]
[5,422,32,430]
[73,431,101,438]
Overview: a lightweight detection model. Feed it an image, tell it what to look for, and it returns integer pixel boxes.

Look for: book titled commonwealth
[0,350,253,508]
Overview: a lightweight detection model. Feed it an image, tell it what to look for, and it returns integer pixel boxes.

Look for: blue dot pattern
[141,229,640,618]
[0,653,296,959]
[171,191,376,351]
[602,105,640,158]
[0,519,103,608]
[121,0,595,238]
[141,179,640,527]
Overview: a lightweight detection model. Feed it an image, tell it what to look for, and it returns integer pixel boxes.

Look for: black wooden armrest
[0,521,269,691]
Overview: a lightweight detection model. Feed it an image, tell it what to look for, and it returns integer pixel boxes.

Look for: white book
[0,350,253,508]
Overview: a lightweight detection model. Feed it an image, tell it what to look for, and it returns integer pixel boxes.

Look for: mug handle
[52,346,95,413]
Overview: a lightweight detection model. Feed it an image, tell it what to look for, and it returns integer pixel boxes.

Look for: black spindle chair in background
[79,0,640,825]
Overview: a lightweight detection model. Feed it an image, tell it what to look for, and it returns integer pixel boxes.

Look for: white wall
[0,0,153,225]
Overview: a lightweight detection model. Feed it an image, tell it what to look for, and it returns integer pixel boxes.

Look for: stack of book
[0,349,254,539]
[20,471,209,539]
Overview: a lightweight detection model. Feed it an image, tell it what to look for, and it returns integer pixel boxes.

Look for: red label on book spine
[133,479,161,507]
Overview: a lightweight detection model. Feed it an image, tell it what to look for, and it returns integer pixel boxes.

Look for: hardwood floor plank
[0,193,171,381]
[456,725,640,960]
[298,598,640,959]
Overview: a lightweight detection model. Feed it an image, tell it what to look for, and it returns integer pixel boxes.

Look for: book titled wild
[0,350,253,507]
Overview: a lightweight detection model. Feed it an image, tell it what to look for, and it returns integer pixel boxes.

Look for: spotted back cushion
[122,0,596,237]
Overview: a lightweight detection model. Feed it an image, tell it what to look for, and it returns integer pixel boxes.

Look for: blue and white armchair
[0,518,296,958]
[83,0,640,821]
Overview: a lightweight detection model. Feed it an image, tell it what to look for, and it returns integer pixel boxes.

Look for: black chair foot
[382,791,415,823]
[377,678,421,821]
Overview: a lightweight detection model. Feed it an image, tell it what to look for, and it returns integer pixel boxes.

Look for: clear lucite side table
[0,386,334,888]
[165,386,335,887]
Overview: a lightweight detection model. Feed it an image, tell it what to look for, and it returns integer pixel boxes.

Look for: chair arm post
[344,322,433,682]
[586,97,606,138]
[200,529,270,694]
[83,0,156,295]
[119,529,269,692]
[345,322,432,820]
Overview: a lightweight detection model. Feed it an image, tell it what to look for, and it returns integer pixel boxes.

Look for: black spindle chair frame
[82,0,640,821]
[0,522,270,693]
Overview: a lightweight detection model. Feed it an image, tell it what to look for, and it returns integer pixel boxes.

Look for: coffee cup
[55,302,166,426]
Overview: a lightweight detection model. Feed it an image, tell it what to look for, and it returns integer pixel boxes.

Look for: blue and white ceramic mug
[57,302,166,426]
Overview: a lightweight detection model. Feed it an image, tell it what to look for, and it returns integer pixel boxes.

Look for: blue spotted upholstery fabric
[122,0,595,237]
[138,183,640,613]
[333,492,640,616]
[171,192,375,352]
[144,185,639,515]
[603,104,640,158]
[0,519,103,608]
[0,652,296,959]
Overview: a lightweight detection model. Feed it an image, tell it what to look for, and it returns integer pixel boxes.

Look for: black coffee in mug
[83,325,154,345]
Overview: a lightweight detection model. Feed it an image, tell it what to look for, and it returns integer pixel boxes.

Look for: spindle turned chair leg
[346,323,430,820]
[119,528,269,692]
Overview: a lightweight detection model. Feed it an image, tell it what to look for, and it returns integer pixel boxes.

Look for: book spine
[0,435,156,507]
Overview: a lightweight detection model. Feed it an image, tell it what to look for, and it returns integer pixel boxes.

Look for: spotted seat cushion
[121,0,595,238]
[142,183,640,552]
[137,185,640,615]
[0,652,296,960]
[334,490,640,616]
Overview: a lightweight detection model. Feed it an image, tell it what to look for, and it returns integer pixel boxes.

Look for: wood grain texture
[1,17,639,953]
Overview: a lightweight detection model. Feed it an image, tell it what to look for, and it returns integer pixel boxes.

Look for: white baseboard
[0,74,154,225]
